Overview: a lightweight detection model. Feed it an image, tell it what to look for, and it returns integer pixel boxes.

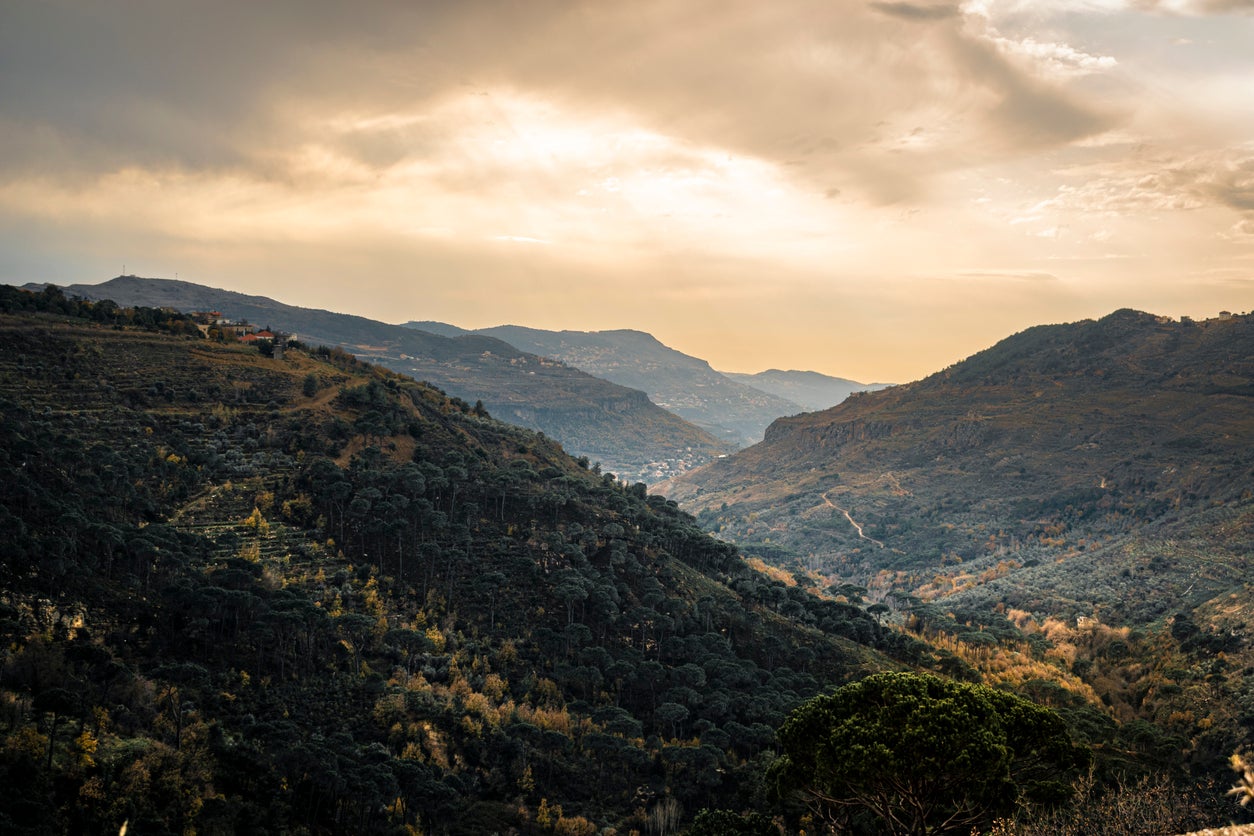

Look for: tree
[33,687,79,770]
[770,671,1087,835]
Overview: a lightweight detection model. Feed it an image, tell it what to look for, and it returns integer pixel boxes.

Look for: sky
[2,1,1253,383]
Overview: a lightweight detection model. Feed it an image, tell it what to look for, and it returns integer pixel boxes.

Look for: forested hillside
[0,286,944,834]
[667,310,1254,618]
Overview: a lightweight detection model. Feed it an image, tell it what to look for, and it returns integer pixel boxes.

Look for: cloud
[0,0,1124,212]
[973,0,1253,15]
[991,36,1118,78]
[1042,151,1254,217]
[871,2,963,20]
[1202,157,1254,211]
[942,27,1116,150]
[0,0,476,177]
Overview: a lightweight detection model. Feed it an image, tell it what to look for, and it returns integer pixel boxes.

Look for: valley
[8,2,1254,832]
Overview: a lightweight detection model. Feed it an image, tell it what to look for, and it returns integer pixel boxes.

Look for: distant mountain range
[51,276,730,481]
[721,368,893,412]
[665,309,1254,626]
[406,322,885,445]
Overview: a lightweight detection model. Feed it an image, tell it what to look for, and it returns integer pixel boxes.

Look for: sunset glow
[2,0,1253,381]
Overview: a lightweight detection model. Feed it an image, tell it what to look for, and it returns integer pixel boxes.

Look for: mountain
[0,285,941,834]
[404,322,804,447]
[721,368,893,412]
[664,309,1254,624]
[55,276,730,482]
[406,320,470,338]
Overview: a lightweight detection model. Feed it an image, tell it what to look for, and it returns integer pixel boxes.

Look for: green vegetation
[771,672,1087,834]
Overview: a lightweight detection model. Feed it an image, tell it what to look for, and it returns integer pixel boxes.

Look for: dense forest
[0,287,1247,834]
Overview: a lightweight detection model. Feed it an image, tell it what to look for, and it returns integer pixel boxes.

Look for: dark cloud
[0,0,1123,208]
[944,28,1116,150]
[0,0,460,174]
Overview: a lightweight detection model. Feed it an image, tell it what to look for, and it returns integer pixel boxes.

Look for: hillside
[722,368,892,413]
[663,309,1254,785]
[404,322,804,447]
[665,309,1254,615]
[0,286,952,835]
[53,276,730,482]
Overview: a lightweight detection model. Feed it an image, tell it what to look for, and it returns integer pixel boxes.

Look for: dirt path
[821,489,885,549]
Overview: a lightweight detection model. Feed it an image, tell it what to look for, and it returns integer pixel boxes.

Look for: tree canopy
[770,671,1088,835]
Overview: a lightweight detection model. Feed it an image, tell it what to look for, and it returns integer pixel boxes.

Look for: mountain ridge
[54,276,731,481]
[660,307,1254,817]
[0,285,941,834]
[404,321,813,446]
[721,368,892,413]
